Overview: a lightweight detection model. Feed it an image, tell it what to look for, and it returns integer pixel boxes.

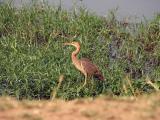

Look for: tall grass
[0,3,159,100]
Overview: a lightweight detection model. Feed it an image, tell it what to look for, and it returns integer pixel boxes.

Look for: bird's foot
[77,83,86,92]
[82,82,86,87]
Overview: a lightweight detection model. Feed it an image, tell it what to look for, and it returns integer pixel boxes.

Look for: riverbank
[0,3,160,100]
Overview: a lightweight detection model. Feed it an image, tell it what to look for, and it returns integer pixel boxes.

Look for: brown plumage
[64,41,104,87]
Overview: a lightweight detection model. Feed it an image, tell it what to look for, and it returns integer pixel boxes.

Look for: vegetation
[0,3,159,100]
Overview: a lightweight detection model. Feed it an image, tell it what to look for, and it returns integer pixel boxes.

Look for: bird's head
[64,41,80,48]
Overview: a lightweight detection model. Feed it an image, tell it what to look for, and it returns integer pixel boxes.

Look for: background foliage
[0,3,159,100]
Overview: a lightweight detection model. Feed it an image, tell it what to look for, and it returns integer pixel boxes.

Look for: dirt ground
[0,93,160,120]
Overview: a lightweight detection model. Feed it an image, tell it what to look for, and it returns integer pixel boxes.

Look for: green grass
[0,3,160,100]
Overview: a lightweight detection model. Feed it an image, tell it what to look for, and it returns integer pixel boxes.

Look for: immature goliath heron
[64,42,104,87]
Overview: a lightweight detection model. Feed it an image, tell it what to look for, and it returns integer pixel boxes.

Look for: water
[2,0,160,22]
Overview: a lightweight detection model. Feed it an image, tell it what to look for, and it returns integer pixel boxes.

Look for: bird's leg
[77,74,87,91]
[82,74,87,87]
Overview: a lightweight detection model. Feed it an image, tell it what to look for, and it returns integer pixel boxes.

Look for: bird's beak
[63,42,71,46]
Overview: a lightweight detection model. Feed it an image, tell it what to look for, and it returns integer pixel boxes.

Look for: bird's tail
[94,72,104,81]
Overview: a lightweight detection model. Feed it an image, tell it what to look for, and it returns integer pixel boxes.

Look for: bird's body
[80,58,104,80]
[64,42,104,87]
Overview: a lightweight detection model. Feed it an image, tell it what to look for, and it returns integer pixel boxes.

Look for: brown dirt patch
[0,93,160,120]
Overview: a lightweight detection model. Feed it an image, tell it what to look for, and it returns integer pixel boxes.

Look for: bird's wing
[80,58,104,80]
[81,58,92,62]
[80,58,99,75]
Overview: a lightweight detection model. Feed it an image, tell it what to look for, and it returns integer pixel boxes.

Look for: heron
[64,41,104,87]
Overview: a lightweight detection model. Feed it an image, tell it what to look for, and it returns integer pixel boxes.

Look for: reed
[0,3,159,100]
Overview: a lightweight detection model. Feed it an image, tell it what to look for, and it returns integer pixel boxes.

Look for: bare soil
[0,93,160,120]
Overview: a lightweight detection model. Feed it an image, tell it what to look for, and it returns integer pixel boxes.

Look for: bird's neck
[71,46,80,64]
[71,45,85,74]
